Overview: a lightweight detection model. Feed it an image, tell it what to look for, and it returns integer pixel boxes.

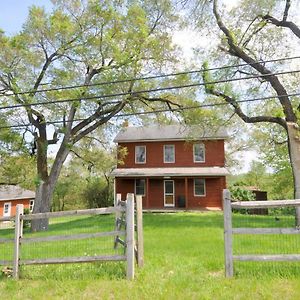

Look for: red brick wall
[118,140,225,168]
[115,177,225,209]
[0,199,31,217]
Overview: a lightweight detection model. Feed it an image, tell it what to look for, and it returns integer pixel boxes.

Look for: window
[3,202,11,216]
[164,145,175,163]
[29,200,34,212]
[194,179,206,196]
[4,203,9,214]
[193,143,205,162]
[135,179,145,196]
[135,146,146,164]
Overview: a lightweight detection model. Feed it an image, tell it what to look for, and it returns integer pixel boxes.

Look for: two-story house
[112,125,229,209]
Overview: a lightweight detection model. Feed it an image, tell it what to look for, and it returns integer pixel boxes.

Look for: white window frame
[3,202,11,216]
[163,145,175,163]
[193,143,205,163]
[135,179,146,196]
[194,179,206,197]
[135,145,146,164]
[164,180,175,207]
[29,200,35,212]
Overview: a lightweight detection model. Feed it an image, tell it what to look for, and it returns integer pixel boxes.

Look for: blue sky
[0,0,53,35]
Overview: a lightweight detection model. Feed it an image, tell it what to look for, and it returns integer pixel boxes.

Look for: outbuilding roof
[0,185,35,201]
[111,167,229,177]
[114,125,228,143]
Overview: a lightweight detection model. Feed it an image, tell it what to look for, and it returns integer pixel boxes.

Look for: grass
[1,212,300,299]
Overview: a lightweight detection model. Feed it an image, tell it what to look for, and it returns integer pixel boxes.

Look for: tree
[0,0,179,231]
[192,0,300,224]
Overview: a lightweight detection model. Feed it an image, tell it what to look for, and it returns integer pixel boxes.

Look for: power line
[0,55,299,98]
[1,91,300,130]
[1,68,299,111]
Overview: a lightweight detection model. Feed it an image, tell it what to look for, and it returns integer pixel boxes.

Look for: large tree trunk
[31,146,70,232]
[31,180,53,231]
[287,122,300,226]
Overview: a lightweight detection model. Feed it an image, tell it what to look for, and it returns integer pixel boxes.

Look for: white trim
[135,179,146,196]
[3,202,11,216]
[164,180,175,207]
[163,144,175,163]
[193,143,205,163]
[135,145,146,164]
[194,179,206,197]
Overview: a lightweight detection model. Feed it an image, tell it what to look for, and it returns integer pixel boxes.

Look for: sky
[0,0,53,35]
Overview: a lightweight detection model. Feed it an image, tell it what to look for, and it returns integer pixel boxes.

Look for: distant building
[0,185,35,217]
[112,125,229,209]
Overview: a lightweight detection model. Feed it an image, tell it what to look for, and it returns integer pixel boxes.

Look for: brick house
[0,185,35,217]
[112,125,229,209]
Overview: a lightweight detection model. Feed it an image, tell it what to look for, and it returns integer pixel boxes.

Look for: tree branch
[213,0,297,123]
[208,88,287,130]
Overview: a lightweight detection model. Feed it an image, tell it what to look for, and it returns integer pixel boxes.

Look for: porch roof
[112,167,229,178]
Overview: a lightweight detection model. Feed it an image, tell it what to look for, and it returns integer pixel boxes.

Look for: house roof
[111,167,229,177]
[114,125,228,143]
[0,185,35,201]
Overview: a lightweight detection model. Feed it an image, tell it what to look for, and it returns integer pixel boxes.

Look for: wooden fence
[0,193,143,280]
[223,189,300,277]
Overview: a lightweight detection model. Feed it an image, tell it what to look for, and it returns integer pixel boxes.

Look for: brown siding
[0,199,31,217]
[118,140,225,168]
[115,177,225,209]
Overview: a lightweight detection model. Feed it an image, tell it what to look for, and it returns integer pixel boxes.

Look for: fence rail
[223,189,300,277]
[0,193,144,280]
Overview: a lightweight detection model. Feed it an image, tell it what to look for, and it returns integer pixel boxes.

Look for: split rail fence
[223,189,300,277]
[0,193,143,280]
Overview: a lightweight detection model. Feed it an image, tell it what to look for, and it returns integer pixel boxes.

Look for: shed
[0,185,35,217]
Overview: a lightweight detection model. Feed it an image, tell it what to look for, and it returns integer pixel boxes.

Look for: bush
[23,208,31,228]
[82,177,114,208]
[229,186,255,214]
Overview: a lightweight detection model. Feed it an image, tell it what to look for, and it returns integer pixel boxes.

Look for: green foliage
[229,184,255,201]
[82,177,113,208]
[202,61,215,93]
[23,208,31,229]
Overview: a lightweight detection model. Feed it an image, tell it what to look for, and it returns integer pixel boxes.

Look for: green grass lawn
[1,212,300,299]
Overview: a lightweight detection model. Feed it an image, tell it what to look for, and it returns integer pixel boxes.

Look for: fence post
[223,189,233,277]
[13,204,24,279]
[126,193,135,280]
[136,195,144,268]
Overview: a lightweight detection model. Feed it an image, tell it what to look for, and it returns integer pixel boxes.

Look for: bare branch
[283,0,291,22]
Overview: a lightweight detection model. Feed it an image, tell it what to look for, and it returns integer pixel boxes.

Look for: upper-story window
[135,145,146,164]
[164,145,175,163]
[193,143,205,162]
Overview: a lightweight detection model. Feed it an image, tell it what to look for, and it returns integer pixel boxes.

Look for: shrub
[82,177,114,208]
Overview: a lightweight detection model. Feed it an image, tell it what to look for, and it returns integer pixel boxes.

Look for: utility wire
[0,55,299,98]
[0,69,299,111]
[1,92,300,130]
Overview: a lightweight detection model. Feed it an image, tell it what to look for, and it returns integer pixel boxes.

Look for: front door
[164,180,175,207]
[3,202,11,217]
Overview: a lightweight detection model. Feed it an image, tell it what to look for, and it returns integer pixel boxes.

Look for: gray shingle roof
[0,185,35,201]
[114,125,228,142]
